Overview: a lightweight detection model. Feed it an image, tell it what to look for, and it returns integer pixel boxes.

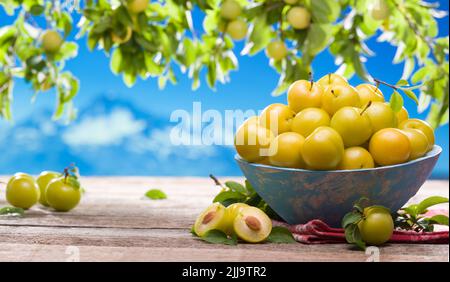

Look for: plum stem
[360,101,372,115]
[375,81,381,93]
[309,72,314,91]
[373,78,398,90]
[63,168,69,184]
[209,174,224,188]
[331,89,337,98]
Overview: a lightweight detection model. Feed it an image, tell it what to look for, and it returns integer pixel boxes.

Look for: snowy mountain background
[0,94,239,176]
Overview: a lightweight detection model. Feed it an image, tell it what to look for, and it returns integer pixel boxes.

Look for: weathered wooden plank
[0,227,447,262]
[0,177,221,229]
[0,178,447,229]
[0,177,448,262]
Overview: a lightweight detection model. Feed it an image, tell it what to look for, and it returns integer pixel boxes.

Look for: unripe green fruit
[220,0,242,20]
[226,19,248,41]
[266,41,288,60]
[371,0,390,21]
[287,7,311,30]
[41,30,63,53]
[127,0,149,14]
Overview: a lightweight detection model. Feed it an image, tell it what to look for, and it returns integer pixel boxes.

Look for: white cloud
[63,108,146,147]
[128,126,217,160]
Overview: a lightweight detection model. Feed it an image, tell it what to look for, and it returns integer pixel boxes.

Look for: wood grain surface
[0,177,448,262]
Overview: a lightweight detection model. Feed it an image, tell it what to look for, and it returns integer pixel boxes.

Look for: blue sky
[0,1,448,178]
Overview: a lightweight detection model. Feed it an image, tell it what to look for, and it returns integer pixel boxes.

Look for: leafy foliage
[266,226,296,243]
[192,226,295,245]
[0,0,448,127]
[341,199,367,250]
[196,229,238,245]
[209,175,283,220]
[0,0,78,121]
[145,188,168,200]
[0,206,25,216]
[396,196,449,232]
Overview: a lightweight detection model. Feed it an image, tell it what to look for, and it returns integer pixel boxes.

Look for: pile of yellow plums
[234,73,435,170]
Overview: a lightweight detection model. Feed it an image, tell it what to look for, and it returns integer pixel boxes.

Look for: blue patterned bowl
[236,145,442,227]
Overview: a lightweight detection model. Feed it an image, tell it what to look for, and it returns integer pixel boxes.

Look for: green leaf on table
[344,224,366,251]
[225,181,247,194]
[0,206,24,216]
[245,180,255,194]
[200,229,237,245]
[401,205,419,217]
[341,212,363,229]
[145,189,167,200]
[389,90,404,113]
[266,226,296,243]
[245,194,262,207]
[190,225,196,236]
[427,215,449,226]
[416,196,449,214]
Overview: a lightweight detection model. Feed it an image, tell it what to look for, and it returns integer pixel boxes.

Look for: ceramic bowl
[236,145,442,227]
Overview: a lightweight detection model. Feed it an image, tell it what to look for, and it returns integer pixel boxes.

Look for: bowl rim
[235,145,442,173]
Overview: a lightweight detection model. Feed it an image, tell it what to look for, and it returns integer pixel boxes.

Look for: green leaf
[245,180,255,194]
[242,15,272,56]
[245,194,262,207]
[29,4,44,16]
[351,51,371,81]
[416,196,449,214]
[200,229,237,245]
[396,79,409,87]
[400,205,419,218]
[266,226,296,243]
[0,206,24,216]
[213,191,245,205]
[427,215,449,226]
[309,0,340,24]
[65,175,81,190]
[224,181,247,194]
[110,48,122,74]
[341,212,363,229]
[58,42,78,60]
[411,67,428,84]
[389,90,404,113]
[202,10,219,34]
[304,24,333,56]
[206,59,217,88]
[145,189,167,200]
[344,224,366,250]
[402,89,419,105]
[123,72,137,87]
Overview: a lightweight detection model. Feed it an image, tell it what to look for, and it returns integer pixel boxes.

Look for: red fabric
[273,219,449,244]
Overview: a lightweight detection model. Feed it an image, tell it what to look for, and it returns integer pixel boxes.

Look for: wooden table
[0,177,448,262]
